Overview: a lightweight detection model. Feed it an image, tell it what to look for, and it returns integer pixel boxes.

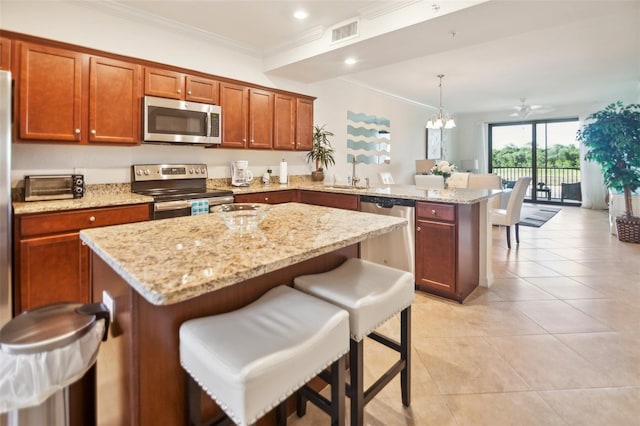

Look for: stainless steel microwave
[143,96,221,145]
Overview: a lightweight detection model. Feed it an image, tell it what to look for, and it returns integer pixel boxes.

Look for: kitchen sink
[326,184,369,190]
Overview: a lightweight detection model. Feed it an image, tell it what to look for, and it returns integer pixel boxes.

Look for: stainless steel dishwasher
[360,195,415,275]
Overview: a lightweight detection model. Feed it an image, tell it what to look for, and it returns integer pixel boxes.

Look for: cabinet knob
[187,90,192,95]
[431,209,437,215]
[75,129,81,134]
[417,226,421,232]
[243,139,247,142]
[264,197,269,201]
[177,89,182,94]
[91,129,96,135]
[89,216,96,222]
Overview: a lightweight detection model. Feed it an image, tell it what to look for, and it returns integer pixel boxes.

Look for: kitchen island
[80,202,407,425]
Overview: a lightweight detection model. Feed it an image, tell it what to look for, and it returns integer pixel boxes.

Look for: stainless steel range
[131,164,234,220]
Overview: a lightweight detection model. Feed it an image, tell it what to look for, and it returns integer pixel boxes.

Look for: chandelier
[426,74,456,129]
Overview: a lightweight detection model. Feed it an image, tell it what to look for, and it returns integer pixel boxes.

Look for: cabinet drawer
[416,202,455,222]
[235,191,294,204]
[20,204,150,237]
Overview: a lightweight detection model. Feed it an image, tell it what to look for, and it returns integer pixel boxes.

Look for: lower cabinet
[298,190,359,211]
[415,201,479,302]
[14,203,150,313]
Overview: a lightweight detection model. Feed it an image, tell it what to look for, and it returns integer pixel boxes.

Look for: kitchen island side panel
[92,245,357,425]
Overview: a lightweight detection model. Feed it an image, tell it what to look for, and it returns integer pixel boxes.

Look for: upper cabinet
[248,88,273,149]
[220,82,248,148]
[144,67,219,104]
[17,42,141,145]
[89,57,141,144]
[295,98,314,151]
[5,31,313,149]
[273,94,314,151]
[0,36,11,70]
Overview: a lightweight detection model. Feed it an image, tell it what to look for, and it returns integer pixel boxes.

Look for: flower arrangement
[430,160,456,180]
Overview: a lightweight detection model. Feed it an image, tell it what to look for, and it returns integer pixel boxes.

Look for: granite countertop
[80,202,407,306]
[14,178,498,215]
[12,183,153,215]
[223,181,499,204]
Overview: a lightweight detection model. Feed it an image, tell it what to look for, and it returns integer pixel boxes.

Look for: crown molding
[79,0,261,56]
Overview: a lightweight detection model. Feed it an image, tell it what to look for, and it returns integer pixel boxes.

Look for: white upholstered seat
[491,176,532,249]
[447,172,470,188]
[294,258,414,426]
[467,173,502,190]
[180,285,349,426]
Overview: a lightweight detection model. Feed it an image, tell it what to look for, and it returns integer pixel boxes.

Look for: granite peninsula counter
[80,202,407,425]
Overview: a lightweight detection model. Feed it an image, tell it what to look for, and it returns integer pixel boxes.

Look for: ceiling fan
[509,98,552,119]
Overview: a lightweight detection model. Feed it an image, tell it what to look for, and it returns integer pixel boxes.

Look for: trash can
[0,302,110,426]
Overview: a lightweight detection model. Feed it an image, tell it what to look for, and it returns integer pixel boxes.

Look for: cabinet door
[415,218,456,293]
[185,75,219,104]
[299,191,359,211]
[248,88,273,149]
[19,42,84,142]
[220,82,248,148]
[144,67,184,99]
[295,98,314,151]
[0,36,11,70]
[273,94,296,150]
[89,56,141,144]
[18,233,89,313]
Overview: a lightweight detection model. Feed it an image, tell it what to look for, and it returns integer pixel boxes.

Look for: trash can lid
[0,303,97,354]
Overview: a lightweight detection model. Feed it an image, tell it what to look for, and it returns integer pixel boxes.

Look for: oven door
[143,96,221,145]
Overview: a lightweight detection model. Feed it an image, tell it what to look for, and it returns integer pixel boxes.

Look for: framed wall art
[426,128,442,160]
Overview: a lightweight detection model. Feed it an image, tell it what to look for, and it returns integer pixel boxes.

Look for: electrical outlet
[103,290,115,323]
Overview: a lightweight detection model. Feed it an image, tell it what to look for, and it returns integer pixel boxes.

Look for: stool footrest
[368,331,401,352]
[366,360,405,406]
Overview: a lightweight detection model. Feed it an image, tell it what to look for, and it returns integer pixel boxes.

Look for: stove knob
[200,167,206,175]
[189,168,194,174]
[144,169,150,176]
[136,169,142,176]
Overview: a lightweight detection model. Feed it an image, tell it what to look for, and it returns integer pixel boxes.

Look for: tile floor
[290,205,640,425]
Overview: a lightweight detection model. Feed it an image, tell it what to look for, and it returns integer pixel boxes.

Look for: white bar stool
[294,258,415,426]
[179,285,350,426]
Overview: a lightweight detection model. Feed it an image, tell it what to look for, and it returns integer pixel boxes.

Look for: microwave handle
[206,111,212,139]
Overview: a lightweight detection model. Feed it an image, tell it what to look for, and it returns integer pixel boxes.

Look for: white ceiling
[112,0,639,116]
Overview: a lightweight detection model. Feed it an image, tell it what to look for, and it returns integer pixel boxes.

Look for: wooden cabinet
[18,42,83,142]
[273,95,313,151]
[0,36,11,70]
[89,57,141,144]
[295,98,314,151]
[220,82,248,148]
[248,88,274,149]
[415,201,479,302]
[17,42,141,145]
[234,190,296,204]
[14,204,150,313]
[144,67,219,104]
[298,190,359,211]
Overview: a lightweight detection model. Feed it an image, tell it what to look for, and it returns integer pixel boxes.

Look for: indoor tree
[577,102,640,242]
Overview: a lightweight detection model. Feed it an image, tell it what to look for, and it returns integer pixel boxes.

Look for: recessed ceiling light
[294,10,308,20]
[344,57,357,65]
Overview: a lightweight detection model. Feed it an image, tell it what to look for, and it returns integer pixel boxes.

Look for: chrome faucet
[351,157,360,187]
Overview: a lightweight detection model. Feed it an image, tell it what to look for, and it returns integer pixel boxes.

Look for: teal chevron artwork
[346,111,391,165]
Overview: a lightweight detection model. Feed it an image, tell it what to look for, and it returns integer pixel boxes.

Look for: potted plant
[306,124,336,181]
[577,102,640,243]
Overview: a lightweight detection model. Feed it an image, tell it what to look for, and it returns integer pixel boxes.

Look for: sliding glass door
[489,118,580,204]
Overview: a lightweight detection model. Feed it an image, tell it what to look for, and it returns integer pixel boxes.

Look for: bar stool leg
[349,339,364,426]
[401,306,411,407]
[275,401,287,426]
[331,357,346,426]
